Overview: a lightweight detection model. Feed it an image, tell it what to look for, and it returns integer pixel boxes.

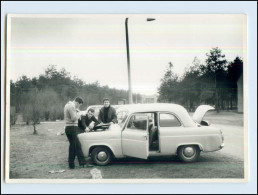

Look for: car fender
[88,143,122,158]
[176,143,204,152]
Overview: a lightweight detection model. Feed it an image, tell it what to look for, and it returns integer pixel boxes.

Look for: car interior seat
[149,124,159,150]
[148,123,154,145]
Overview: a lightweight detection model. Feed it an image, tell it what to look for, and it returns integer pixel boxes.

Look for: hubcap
[97,151,108,161]
[183,147,195,158]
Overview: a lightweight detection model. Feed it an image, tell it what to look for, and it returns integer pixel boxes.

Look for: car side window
[159,113,181,127]
[127,114,148,131]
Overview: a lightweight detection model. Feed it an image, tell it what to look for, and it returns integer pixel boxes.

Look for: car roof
[117,103,195,127]
[86,105,120,110]
[117,103,184,112]
[87,105,102,108]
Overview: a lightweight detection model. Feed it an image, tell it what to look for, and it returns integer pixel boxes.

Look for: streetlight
[125,17,156,104]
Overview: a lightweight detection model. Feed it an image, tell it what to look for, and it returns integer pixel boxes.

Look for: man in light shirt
[64,97,92,169]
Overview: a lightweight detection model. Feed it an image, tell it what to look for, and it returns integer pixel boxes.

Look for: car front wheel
[177,145,200,163]
[91,147,112,166]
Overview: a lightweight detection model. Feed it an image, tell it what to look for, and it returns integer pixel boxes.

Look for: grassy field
[8,111,244,179]
[9,123,92,179]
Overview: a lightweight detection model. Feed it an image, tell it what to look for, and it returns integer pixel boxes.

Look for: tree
[20,89,44,134]
[43,65,72,94]
[36,88,63,121]
[200,47,228,112]
[158,62,180,103]
[10,106,17,126]
[227,57,243,82]
[180,57,202,111]
[14,76,36,112]
[226,57,243,109]
[10,80,18,109]
[11,65,139,124]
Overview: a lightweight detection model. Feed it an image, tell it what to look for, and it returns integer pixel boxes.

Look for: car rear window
[159,113,181,127]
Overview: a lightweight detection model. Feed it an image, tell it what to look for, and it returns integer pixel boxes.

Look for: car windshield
[117,109,129,127]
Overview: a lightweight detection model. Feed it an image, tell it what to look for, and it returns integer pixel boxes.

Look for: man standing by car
[64,97,90,169]
[78,108,100,133]
[98,98,118,124]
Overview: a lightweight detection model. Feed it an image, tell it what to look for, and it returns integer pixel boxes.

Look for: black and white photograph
[4,13,248,183]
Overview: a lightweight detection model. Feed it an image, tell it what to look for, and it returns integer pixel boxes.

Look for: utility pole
[125,18,133,104]
[125,17,156,104]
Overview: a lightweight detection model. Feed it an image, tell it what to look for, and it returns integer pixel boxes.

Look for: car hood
[78,124,121,140]
[192,105,215,124]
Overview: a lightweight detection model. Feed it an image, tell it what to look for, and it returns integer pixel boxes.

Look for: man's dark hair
[103,98,110,103]
[88,108,95,113]
[74,97,84,104]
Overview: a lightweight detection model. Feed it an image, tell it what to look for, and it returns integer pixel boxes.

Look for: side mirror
[200,120,210,126]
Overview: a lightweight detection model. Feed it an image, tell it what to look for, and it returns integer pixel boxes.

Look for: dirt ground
[8,111,245,179]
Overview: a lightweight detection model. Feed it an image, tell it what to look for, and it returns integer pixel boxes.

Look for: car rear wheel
[91,147,112,166]
[177,145,200,163]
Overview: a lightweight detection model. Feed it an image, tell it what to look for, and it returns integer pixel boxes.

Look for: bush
[10,112,17,125]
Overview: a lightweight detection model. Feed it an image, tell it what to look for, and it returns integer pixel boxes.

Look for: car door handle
[143,135,148,140]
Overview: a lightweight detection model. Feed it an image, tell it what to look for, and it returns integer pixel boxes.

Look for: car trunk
[192,105,215,124]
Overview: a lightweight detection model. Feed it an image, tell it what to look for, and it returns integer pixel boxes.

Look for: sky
[8,14,246,95]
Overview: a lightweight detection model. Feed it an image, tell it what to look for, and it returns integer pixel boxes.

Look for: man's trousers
[65,126,86,168]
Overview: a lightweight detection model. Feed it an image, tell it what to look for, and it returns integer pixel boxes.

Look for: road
[204,111,245,160]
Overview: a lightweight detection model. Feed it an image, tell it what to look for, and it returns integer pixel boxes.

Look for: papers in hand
[95,123,110,127]
[89,121,95,129]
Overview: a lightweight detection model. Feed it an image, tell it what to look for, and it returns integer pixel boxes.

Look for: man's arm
[69,105,81,122]
[92,116,100,126]
[80,116,87,130]
[98,109,103,123]
[111,108,118,124]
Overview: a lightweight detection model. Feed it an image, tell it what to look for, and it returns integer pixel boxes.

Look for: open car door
[122,113,149,159]
[192,105,215,124]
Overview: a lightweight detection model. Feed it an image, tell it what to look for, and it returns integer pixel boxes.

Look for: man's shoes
[69,163,75,169]
[80,163,94,168]
[86,163,94,168]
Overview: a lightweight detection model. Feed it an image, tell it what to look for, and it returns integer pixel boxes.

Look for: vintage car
[78,103,224,166]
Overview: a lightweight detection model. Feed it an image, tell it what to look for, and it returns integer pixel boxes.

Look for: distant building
[237,72,243,113]
[118,99,126,105]
[141,95,158,104]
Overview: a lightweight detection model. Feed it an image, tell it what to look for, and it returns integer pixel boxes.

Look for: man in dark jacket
[98,98,118,124]
[78,108,99,133]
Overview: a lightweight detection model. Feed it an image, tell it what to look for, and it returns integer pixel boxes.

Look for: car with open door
[78,103,224,166]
